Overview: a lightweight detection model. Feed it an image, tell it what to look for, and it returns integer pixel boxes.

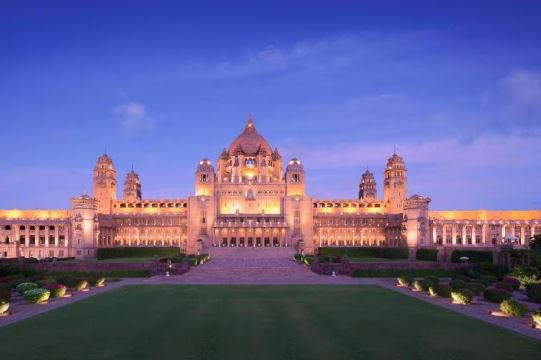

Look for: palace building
[1,116,540,259]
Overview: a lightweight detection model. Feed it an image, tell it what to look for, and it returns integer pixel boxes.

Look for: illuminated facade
[1,116,540,259]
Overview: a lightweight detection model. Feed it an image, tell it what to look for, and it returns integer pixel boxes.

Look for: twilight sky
[1,0,540,210]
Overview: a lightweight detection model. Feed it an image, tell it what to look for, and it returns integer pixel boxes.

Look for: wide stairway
[148,247,360,284]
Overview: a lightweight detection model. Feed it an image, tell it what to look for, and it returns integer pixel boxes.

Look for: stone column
[520,225,526,246]
[45,225,49,247]
[482,223,487,245]
[54,226,59,246]
[471,226,476,246]
[432,224,437,245]
[25,226,30,246]
[461,225,467,246]
[441,224,447,246]
[452,225,457,245]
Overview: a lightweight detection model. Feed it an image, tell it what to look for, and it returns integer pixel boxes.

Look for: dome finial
[246,113,255,130]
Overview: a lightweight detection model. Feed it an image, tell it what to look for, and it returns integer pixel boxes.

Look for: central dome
[229,115,272,156]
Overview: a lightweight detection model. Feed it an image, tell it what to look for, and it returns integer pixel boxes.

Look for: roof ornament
[246,113,255,130]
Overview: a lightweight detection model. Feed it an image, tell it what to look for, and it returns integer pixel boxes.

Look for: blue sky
[1,0,540,210]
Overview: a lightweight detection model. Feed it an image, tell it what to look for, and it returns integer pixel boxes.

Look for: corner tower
[285,158,305,196]
[123,167,142,201]
[93,153,117,214]
[359,169,377,200]
[195,159,215,196]
[383,152,408,214]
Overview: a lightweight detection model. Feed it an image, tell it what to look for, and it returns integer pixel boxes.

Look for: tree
[529,234,541,250]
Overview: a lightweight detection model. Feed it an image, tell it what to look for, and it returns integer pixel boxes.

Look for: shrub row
[484,287,511,303]
[415,249,438,262]
[96,247,180,260]
[353,269,461,278]
[451,289,473,304]
[318,247,409,259]
[451,250,493,264]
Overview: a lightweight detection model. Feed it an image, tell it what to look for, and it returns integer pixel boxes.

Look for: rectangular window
[29,235,36,245]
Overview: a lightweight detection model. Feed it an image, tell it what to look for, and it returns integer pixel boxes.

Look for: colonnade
[213,227,288,247]
[431,222,539,247]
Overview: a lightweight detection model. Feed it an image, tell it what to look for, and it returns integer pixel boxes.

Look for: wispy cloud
[113,102,155,134]
[500,68,541,112]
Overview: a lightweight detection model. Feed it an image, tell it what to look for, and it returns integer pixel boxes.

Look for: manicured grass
[1,285,540,359]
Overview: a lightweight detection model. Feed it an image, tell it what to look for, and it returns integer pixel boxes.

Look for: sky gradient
[1,0,540,210]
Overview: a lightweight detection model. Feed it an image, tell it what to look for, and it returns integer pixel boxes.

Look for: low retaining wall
[311,260,467,276]
[32,261,191,276]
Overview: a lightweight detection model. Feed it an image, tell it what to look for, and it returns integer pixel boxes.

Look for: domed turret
[123,166,142,201]
[228,114,272,156]
[286,158,303,172]
[217,115,283,184]
[359,169,377,200]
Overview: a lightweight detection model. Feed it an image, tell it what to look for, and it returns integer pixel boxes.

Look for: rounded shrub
[465,282,486,295]
[449,279,466,290]
[484,287,511,303]
[397,276,413,287]
[413,279,431,292]
[533,309,541,328]
[16,282,38,294]
[89,277,106,287]
[503,276,521,290]
[500,300,528,317]
[72,279,88,291]
[510,266,540,287]
[429,284,451,298]
[451,289,474,305]
[0,300,9,315]
[494,282,514,292]
[23,288,50,304]
[525,283,541,303]
[43,283,66,298]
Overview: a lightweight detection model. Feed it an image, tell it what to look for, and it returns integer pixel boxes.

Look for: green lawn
[1,285,540,359]
[347,256,426,262]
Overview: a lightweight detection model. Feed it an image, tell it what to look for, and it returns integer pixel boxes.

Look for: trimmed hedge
[16,282,38,294]
[43,283,66,298]
[449,279,466,290]
[397,276,414,287]
[500,300,528,316]
[502,276,521,290]
[23,288,50,304]
[89,276,106,287]
[318,247,408,260]
[451,289,473,304]
[416,249,438,262]
[97,247,180,260]
[484,287,511,303]
[533,310,541,328]
[352,269,461,278]
[429,284,451,298]
[413,279,432,292]
[0,300,8,314]
[451,250,493,264]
